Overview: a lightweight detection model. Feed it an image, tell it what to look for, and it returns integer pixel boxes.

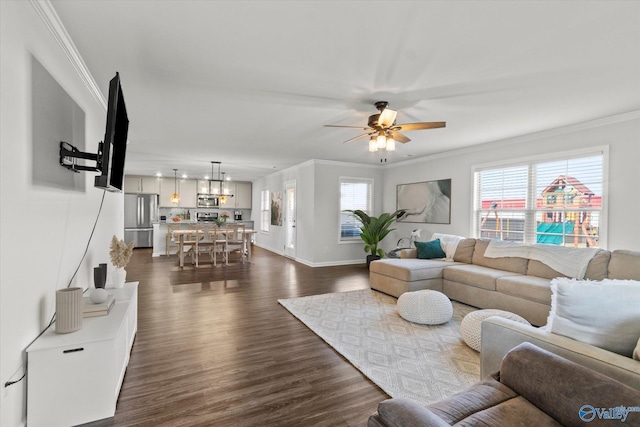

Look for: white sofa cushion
[545,277,640,357]
[370,258,454,282]
[496,275,553,305]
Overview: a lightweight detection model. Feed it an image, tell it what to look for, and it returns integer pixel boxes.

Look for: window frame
[260,189,270,233]
[471,147,608,248]
[338,176,374,243]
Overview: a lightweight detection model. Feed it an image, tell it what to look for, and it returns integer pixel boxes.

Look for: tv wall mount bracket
[59,141,104,173]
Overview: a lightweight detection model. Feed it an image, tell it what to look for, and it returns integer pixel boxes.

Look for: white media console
[26,282,138,426]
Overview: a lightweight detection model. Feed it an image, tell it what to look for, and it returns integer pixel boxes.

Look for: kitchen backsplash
[158,207,250,222]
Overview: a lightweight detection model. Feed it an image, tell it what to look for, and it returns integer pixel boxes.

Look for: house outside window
[260,189,270,232]
[339,177,373,242]
[473,149,605,247]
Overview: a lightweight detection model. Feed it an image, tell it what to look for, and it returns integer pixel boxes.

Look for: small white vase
[111,267,127,289]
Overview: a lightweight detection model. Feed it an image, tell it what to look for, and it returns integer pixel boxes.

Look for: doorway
[284,180,296,258]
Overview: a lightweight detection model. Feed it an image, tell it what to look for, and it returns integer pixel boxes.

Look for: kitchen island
[152,220,254,257]
[152,221,196,257]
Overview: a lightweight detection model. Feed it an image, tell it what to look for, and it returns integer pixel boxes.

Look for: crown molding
[29,0,106,110]
[385,109,640,170]
[256,158,380,182]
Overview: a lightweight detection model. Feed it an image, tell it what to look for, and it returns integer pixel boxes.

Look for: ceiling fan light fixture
[369,137,378,152]
[379,108,397,128]
[327,101,445,154]
[386,137,396,151]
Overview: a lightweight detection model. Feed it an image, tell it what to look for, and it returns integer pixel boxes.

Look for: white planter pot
[111,267,127,289]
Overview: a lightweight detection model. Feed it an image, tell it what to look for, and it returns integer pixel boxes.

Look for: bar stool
[165,224,181,256]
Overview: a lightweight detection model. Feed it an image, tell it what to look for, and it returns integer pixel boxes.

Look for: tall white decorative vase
[55,287,83,334]
[111,267,127,289]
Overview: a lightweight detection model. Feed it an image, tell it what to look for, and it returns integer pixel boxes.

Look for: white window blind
[340,177,373,241]
[260,190,270,232]
[474,151,604,247]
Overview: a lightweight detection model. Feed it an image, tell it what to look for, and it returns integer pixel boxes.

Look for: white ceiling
[50,1,640,182]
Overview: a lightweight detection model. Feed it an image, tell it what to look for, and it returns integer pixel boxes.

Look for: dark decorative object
[99,263,107,285]
[397,179,452,224]
[366,254,381,269]
[94,266,106,289]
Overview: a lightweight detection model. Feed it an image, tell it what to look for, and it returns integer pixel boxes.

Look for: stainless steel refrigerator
[124,194,158,248]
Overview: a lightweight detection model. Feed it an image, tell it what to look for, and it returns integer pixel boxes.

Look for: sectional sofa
[369,237,640,425]
[368,342,640,427]
[369,237,640,326]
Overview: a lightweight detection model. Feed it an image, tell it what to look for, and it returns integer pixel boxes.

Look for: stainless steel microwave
[197,194,219,208]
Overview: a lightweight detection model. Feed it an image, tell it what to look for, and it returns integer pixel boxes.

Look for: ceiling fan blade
[342,132,374,144]
[395,122,446,131]
[324,124,372,130]
[389,131,411,143]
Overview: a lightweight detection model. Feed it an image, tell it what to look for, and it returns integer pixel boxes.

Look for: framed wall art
[396,179,451,224]
[271,191,283,226]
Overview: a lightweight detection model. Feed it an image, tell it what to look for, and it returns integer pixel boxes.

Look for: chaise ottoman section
[369,259,455,297]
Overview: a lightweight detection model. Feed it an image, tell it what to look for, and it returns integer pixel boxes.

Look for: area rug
[278,289,480,406]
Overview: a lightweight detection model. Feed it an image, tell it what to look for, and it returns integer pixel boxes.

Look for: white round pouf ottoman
[460,309,531,352]
[397,290,453,325]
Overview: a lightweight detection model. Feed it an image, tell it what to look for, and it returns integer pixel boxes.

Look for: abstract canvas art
[397,179,451,224]
[271,191,283,226]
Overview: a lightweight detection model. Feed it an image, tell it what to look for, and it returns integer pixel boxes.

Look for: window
[473,150,604,247]
[339,177,373,241]
[260,189,270,232]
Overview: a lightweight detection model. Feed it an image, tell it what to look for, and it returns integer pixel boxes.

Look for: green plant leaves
[344,209,404,257]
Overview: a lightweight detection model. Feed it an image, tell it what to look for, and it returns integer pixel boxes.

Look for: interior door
[284,180,296,258]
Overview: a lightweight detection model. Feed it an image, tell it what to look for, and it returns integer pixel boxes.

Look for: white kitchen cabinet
[179,178,197,207]
[197,179,212,194]
[227,181,252,209]
[26,283,138,427]
[124,175,160,194]
[159,178,197,207]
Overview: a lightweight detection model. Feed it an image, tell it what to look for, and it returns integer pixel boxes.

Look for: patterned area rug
[278,289,480,406]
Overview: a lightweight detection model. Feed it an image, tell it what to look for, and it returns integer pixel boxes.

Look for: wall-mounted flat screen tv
[95,72,128,192]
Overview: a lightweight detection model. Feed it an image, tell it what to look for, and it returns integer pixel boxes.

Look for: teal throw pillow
[415,239,446,259]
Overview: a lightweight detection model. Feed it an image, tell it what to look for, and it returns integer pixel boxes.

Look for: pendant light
[208,161,234,204]
[170,169,180,205]
[219,172,231,205]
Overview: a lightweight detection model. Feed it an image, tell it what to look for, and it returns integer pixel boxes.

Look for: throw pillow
[430,233,464,260]
[545,278,640,357]
[634,337,640,361]
[415,239,446,259]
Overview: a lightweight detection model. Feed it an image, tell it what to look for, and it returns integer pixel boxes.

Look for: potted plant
[216,211,231,227]
[109,235,134,288]
[345,209,404,268]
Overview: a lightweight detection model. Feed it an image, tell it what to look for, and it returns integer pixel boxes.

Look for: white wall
[1,3,124,425]
[381,114,640,254]
[253,114,640,267]
[252,160,383,266]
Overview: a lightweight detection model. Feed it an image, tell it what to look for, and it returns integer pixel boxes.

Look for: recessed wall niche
[31,55,86,191]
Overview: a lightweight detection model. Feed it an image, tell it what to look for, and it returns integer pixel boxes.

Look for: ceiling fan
[325,101,445,152]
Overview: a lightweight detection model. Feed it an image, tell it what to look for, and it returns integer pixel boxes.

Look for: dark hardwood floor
[92,246,388,426]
